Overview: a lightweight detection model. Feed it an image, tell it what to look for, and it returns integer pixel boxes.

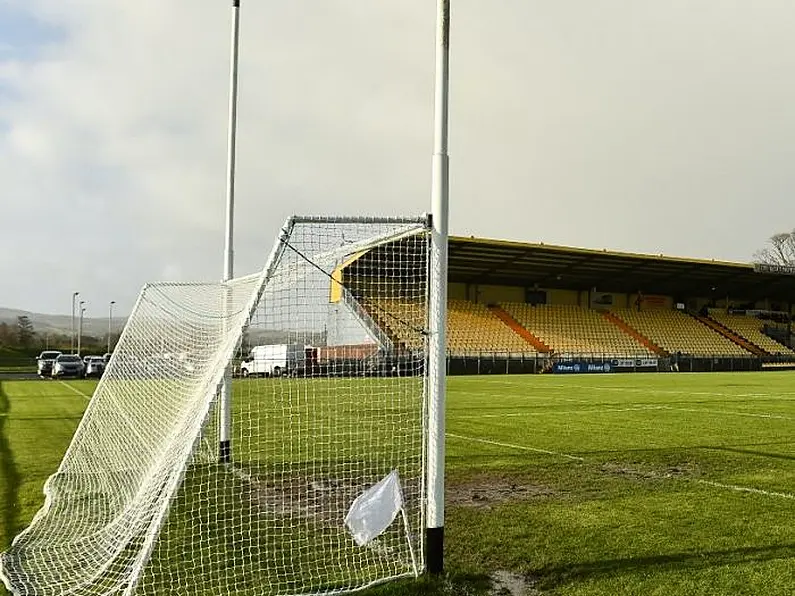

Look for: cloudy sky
[2,1,795,316]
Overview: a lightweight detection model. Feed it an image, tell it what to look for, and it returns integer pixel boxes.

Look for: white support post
[426,0,450,576]
[77,302,85,357]
[220,0,241,464]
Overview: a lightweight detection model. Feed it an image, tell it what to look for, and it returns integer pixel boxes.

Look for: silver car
[37,351,62,377]
[51,354,85,378]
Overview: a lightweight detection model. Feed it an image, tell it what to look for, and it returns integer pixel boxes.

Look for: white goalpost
[0,216,433,596]
[1,0,452,591]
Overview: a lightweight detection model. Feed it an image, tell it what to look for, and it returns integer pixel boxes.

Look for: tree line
[0,316,40,350]
[0,316,115,355]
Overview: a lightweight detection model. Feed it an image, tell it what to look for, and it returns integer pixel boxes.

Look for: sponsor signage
[552,358,658,374]
[753,263,795,276]
[613,358,658,368]
[553,361,613,374]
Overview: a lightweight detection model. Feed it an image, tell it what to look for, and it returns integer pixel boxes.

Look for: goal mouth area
[1,215,432,596]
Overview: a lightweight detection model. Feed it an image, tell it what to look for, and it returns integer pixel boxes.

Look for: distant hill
[0,307,127,338]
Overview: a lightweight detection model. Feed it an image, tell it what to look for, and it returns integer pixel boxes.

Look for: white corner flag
[344,470,404,546]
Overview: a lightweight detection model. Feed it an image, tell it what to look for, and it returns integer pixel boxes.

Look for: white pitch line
[450,432,795,500]
[658,405,794,421]
[58,381,92,401]
[447,432,584,461]
[452,390,591,404]
[456,405,667,419]
[539,384,795,400]
[697,480,795,501]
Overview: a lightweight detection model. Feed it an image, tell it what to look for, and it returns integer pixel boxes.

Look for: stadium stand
[363,298,425,350]
[344,236,795,372]
[363,298,536,355]
[447,300,536,355]
[501,303,654,357]
[601,311,665,355]
[694,313,766,356]
[707,309,795,357]
[612,308,751,357]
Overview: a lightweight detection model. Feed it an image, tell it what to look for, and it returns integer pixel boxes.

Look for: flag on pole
[344,470,404,546]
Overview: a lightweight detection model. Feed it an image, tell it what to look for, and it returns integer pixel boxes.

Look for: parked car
[36,351,63,378]
[84,356,106,379]
[83,354,103,368]
[51,354,85,378]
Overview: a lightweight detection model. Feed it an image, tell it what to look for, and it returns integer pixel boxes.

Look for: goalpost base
[425,527,444,574]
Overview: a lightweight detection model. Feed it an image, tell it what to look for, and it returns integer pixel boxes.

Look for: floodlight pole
[219,0,241,464]
[427,0,450,576]
[77,303,85,357]
[71,292,79,353]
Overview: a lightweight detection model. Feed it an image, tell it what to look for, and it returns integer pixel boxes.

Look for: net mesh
[0,217,430,596]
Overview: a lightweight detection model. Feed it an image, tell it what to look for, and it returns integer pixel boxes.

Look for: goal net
[0,216,431,596]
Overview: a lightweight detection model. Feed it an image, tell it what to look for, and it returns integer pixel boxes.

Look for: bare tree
[754,229,795,265]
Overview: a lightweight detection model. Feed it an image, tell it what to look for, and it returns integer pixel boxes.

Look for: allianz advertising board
[552,362,613,374]
[552,358,658,374]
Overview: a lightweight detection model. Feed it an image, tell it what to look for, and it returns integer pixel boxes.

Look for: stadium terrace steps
[500,303,655,357]
[601,311,667,356]
[446,300,538,355]
[340,289,399,351]
[361,298,426,351]
[488,305,551,353]
[706,309,795,358]
[359,298,787,360]
[694,313,766,357]
[611,308,752,357]
[362,298,538,355]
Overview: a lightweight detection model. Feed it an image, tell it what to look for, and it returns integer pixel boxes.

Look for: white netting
[0,216,430,596]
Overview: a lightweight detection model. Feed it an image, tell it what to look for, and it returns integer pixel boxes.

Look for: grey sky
[2,1,795,316]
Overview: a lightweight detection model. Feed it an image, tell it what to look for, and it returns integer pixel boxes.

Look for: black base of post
[219,440,231,464]
[426,527,444,574]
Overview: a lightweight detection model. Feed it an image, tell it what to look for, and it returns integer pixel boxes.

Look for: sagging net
[1,216,430,596]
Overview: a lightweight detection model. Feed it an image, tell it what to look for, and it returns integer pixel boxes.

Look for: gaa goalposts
[0,215,444,596]
[1,0,452,591]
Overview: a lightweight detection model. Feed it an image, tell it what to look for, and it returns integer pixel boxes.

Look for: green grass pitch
[1,372,794,595]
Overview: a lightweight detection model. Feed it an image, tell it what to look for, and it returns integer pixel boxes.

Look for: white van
[239,344,316,378]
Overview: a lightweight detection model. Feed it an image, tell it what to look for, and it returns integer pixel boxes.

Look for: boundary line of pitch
[59,381,92,401]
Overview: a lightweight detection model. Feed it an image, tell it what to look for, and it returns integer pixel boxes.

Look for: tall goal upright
[426,0,451,575]
[0,0,452,591]
[219,0,242,464]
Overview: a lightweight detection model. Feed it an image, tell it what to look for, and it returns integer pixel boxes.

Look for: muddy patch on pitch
[600,461,699,481]
[448,477,560,509]
[241,473,373,520]
[490,570,542,596]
